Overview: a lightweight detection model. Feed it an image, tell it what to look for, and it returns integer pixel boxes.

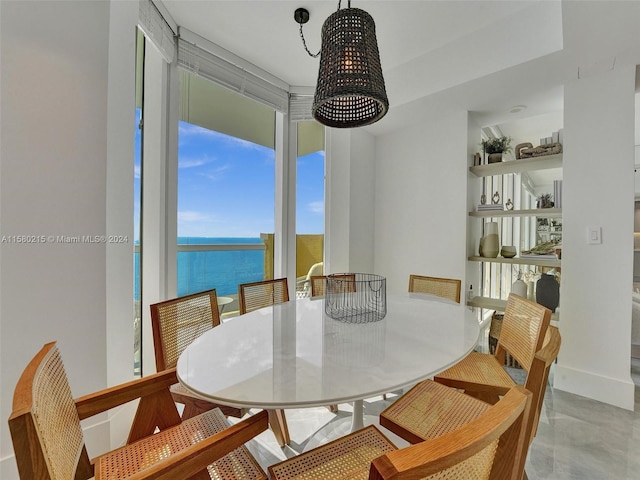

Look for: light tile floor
[241,359,640,479]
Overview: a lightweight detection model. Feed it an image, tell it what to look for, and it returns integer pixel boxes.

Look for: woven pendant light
[312,6,388,128]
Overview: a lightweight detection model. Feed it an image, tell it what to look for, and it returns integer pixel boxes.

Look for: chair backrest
[523,325,561,443]
[239,278,289,314]
[369,386,532,480]
[408,274,461,303]
[310,274,356,297]
[310,275,327,297]
[9,342,94,480]
[150,289,220,371]
[496,294,551,373]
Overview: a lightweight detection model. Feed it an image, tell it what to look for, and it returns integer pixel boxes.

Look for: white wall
[0,1,137,476]
[554,65,636,409]
[547,0,639,411]
[325,128,376,274]
[349,129,376,273]
[373,109,469,293]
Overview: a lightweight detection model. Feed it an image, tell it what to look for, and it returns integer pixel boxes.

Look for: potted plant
[536,193,554,208]
[481,136,512,164]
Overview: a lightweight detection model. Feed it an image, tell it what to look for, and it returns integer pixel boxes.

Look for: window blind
[289,93,315,122]
[177,37,289,114]
[138,0,175,63]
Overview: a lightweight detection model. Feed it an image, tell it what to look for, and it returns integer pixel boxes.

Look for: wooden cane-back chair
[269,384,532,480]
[238,278,292,445]
[310,274,356,297]
[408,274,462,303]
[434,293,551,404]
[380,327,561,479]
[8,342,268,480]
[239,278,290,314]
[150,289,247,419]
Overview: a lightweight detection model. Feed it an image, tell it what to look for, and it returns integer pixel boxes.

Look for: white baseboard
[1,454,19,480]
[554,364,635,411]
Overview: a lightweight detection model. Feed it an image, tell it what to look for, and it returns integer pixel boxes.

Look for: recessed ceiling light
[509,105,527,114]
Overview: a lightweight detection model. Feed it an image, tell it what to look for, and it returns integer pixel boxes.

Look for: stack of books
[477,204,504,212]
[519,253,558,260]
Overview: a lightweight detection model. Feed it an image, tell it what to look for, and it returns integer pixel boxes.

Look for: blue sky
[134,116,325,240]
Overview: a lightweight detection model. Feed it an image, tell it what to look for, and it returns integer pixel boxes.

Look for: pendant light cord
[298,0,347,58]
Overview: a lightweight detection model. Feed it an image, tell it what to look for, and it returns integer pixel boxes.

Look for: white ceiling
[159,0,640,144]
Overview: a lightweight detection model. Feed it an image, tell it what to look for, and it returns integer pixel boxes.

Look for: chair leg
[268,409,290,446]
[327,404,339,413]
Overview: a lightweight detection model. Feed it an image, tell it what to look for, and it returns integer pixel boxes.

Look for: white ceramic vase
[511,279,528,298]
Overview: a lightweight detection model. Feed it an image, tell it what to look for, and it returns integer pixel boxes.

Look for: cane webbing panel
[310,274,356,297]
[425,442,498,480]
[435,352,516,392]
[380,380,490,444]
[239,278,289,314]
[408,275,461,304]
[32,346,85,480]
[269,425,396,480]
[151,289,220,370]
[310,275,327,297]
[96,408,266,480]
[498,294,550,370]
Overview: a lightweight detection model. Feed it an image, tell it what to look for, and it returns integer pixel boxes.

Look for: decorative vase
[480,222,499,258]
[536,274,560,312]
[511,279,528,298]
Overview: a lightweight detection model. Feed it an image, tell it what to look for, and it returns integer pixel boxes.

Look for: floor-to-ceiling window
[177,71,276,312]
[295,121,325,297]
[133,27,144,375]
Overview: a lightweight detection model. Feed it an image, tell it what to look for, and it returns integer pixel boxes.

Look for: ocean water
[134,237,265,299]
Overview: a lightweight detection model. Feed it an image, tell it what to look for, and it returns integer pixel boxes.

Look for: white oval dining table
[177,292,480,440]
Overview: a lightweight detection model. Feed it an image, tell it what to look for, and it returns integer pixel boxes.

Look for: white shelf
[469,154,562,177]
[466,296,559,322]
[467,151,562,325]
[469,208,562,218]
[468,256,561,268]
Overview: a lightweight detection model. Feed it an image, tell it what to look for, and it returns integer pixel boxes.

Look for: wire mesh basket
[325,273,387,323]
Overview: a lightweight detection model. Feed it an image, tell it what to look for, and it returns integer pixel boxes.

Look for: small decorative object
[521,240,560,256]
[480,221,499,258]
[480,194,486,205]
[481,136,512,163]
[325,273,386,323]
[492,191,501,204]
[511,270,528,297]
[501,245,517,258]
[536,193,554,208]
[515,141,562,159]
[505,198,514,210]
[536,272,560,312]
[473,152,482,166]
